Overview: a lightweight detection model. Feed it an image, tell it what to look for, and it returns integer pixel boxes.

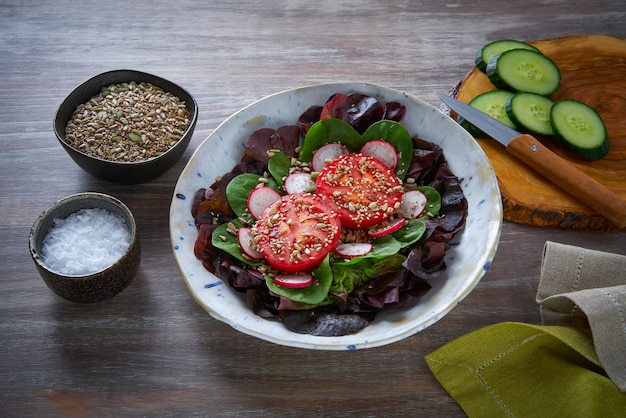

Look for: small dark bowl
[29,192,141,303]
[54,70,198,184]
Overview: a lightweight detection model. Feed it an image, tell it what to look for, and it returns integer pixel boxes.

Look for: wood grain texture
[2,1,626,417]
[506,134,626,227]
[456,34,626,230]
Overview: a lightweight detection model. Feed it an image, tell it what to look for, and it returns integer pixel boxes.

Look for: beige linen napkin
[537,241,626,391]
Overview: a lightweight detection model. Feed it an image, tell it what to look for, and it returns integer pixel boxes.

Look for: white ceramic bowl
[170,83,502,350]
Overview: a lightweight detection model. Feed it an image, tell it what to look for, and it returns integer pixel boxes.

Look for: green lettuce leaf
[330,254,407,298]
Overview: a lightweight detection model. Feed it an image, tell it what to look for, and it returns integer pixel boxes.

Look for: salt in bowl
[29,192,141,303]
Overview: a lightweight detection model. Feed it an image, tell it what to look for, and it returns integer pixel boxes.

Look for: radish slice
[311,143,348,172]
[360,140,398,170]
[237,227,264,260]
[247,186,281,219]
[273,273,314,288]
[368,217,406,238]
[398,190,427,219]
[335,242,373,258]
[284,172,316,194]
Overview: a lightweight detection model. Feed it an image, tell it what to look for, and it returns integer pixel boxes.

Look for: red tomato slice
[315,153,403,229]
[251,193,341,273]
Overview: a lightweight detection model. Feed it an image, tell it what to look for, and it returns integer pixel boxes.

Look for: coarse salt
[41,208,132,276]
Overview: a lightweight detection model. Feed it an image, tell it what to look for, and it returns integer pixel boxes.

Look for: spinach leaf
[225,173,280,219]
[265,255,334,305]
[332,219,427,268]
[267,151,292,188]
[211,220,262,267]
[417,186,442,217]
[361,120,413,179]
[333,235,402,266]
[298,119,362,162]
[392,218,426,248]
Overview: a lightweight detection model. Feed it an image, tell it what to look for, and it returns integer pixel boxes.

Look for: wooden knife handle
[507,134,626,228]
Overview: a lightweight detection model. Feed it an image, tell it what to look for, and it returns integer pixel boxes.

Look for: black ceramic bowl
[54,70,198,184]
[29,192,141,303]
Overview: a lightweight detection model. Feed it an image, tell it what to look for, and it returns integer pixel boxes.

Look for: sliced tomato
[251,193,341,273]
[315,153,403,229]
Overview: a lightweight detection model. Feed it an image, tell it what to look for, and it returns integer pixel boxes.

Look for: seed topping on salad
[316,153,403,229]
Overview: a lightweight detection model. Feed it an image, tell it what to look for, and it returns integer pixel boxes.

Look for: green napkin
[425,322,626,417]
[425,242,626,417]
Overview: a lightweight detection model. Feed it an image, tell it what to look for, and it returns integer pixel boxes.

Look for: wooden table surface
[2,1,625,416]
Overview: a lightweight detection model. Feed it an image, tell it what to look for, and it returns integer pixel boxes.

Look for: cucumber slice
[457,90,517,137]
[474,39,542,73]
[506,92,555,136]
[486,49,561,95]
[550,99,609,160]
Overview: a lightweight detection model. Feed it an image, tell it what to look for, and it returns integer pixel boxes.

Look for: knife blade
[438,93,626,228]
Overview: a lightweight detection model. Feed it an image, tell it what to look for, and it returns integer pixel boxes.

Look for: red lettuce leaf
[242,125,300,164]
[279,308,372,336]
[320,93,385,134]
[297,105,323,136]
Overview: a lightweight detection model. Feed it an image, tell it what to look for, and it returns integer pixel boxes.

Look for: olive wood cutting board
[454,34,626,230]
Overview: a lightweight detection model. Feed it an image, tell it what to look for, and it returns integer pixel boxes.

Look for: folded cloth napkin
[425,241,626,417]
[537,241,626,391]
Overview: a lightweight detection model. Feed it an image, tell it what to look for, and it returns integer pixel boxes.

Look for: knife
[438,93,626,228]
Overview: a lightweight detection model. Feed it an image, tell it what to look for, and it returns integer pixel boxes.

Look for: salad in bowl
[170,83,502,350]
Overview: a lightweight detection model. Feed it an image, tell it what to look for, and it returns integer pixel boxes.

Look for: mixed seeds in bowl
[64,81,191,162]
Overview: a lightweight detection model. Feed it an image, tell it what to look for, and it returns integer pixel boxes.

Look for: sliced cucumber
[457,90,517,137]
[486,49,561,95]
[474,39,541,73]
[506,92,555,136]
[550,99,609,160]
